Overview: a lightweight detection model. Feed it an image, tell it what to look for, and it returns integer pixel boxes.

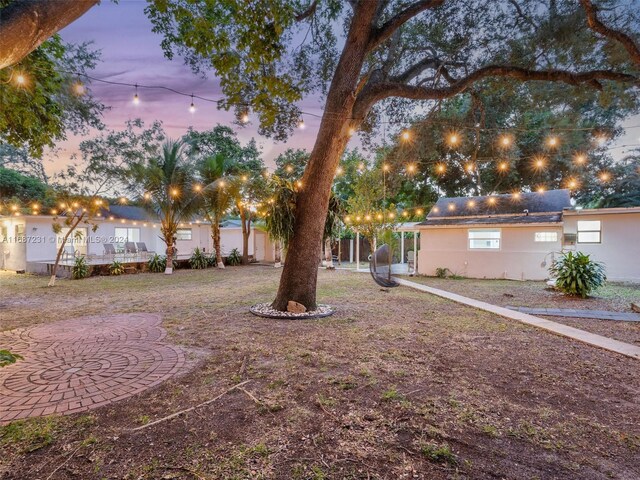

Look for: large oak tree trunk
[0,0,98,70]
[272,2,377,311]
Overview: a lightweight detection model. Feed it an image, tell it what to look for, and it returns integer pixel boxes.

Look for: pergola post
[400,231,405,264]
[356,231,360,271]
[349,238,353,263]
[413,231,418,274]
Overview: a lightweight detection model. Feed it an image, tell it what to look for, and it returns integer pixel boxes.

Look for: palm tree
[199,153,235,268]
[131,139,200,274]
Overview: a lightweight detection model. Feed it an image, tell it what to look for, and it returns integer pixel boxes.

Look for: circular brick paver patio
[0,314,185,424]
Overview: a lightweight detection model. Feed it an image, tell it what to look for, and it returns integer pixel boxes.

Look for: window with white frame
[468,229,501,249]
[114,227,140,249]
[176,228,192,241]
[577,220,601,243]
[534,231,558,242]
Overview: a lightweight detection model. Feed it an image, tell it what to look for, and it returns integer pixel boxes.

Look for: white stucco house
[0,205,277,274]
[417,189,640,283]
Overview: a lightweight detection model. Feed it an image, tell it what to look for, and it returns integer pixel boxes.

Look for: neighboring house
[0,205,273,273]
[417,189,640,283]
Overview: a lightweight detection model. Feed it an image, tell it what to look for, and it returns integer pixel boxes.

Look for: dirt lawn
[1,268,639,479]
[403,276,640,345]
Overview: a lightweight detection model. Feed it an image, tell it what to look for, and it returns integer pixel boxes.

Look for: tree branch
[580,0,640,67]
[0,0,98,70]
[294,0,318,22]
[353,64,638,117]
[368,0,445,52]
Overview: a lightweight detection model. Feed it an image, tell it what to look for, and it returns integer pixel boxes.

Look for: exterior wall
[563,211,640,282]
[219,227,254,257]
[418,224,563,281]
[1,216,27,271]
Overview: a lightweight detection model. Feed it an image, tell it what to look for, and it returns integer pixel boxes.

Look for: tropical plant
[109,260,125,276]
[549,251,606,298]
[226,248,242,266]
[189,247,208,270]
[148,254,167,273]
[129,139,200,274]
[0,349,23,367]
[71,256,89,280]
[198,153,235,269]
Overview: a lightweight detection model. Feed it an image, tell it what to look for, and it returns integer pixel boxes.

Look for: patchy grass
[1,268,639,479]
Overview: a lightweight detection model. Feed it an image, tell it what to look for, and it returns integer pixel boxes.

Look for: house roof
[419,189,571,227]
[422,213,563,227]
[101,205,158,221]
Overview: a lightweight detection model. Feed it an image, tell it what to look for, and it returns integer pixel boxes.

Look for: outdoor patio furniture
[407,250,415,272]
[136,242,154,257]
[62,245,75,261]
[124,242,138,256]
[103,243,117,257]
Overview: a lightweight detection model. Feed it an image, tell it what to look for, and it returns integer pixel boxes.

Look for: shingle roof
[101,205,158,221]
[422,214,563,226]
[419,189,571,226]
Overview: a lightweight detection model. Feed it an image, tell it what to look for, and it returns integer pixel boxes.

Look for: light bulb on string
[533,156,546,171]
[297,117,305,130]
[447,131,461,147]
[14,71,27,87]
[240,109,250,123]
[465,163,474,174]
[546,135,559,148]
[348,127,356,137]
[73,81,86,96]
[336,166,344,175]
[435,163,446,175]
[401,129,411,141]
[133,84,140,105]
[406,163,417,175]
[566,178,579,190]
[599,171,611,182]
[574,152,587,166]
[537,186,546,193]
[189,94,196,113]
[498,134,513,148]
[498,161,509,172]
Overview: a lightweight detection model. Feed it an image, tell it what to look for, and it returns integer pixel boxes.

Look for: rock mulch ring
[0,313,185,424]
[249,303,335,319]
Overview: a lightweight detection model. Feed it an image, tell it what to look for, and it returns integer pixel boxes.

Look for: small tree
[130,139,200,274]
[198,154,235,268]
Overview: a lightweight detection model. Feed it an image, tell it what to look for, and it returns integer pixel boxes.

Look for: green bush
[189,247,208,269]
[148,254,167,273]
[226,248,242,266]
[435,267,449,278]
[206,252,217,267]
[71,256,89,279]
[549,251,606,298]
[109,260,125,275]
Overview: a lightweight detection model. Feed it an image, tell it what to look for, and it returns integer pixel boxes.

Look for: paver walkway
[505,306,640,322]
[395,277,640,360]
[0,314,185,424]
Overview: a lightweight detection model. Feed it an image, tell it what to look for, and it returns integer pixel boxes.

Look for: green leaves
[549,251,607,298]
[0,350,23,368]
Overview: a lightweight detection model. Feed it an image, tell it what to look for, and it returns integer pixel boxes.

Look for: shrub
[206,252,217,267]
[435,267,449,278]
[71,256,89,279]
[549,251,606,298]
[189,247,208,269]
[148,254,167,273]
[109,260,125,276]
[226,248,242,266]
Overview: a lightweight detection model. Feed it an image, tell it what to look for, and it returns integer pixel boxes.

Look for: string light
[447,203,455,211]
[297,117,305,130]
[219,180,226,188]
[406,163,417,174]
[133,84,140,105]
[241,110,250,123]
[467,200,476,208]
[119,197,127,204]
[487,197,497,205]
[447,131,461,147]
[465,163,474,173]
[365,214,371,221]
[599,171,611,182]
[498,161,509,172]
[401,130,411,141]
[336,166,344,175]
[388,212,395,219]
[73,81,86,96]
[566,178,579,190]
[189,94,196,113]
[358,162,365,171]
[382,164,390,172]
[402,211,408,217]
[546,135,559,148]
[512,191,521,200]
[533,156,546,170]
[170,189,179,197]
[296,180,303,188]
[435,163,446,174]
[242,175,248,182]
[537,186,546,193]
[193,184,202,192]
[348,127,356,137]
[574,153,587,166]
[286,165,293,173]
[143,192,151,200]
[376,213,383,220]
[499,134,513,148]
[416,208,424,216]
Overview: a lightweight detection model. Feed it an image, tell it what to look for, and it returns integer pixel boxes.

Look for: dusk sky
[50,0,640,177]
[52,0,335,176]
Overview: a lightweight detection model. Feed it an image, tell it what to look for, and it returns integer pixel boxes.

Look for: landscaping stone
[287,300,307,313]
[250,303,334,319]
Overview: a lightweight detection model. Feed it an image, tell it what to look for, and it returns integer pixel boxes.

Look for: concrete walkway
[506,306,640,322]
[395,277,640,360]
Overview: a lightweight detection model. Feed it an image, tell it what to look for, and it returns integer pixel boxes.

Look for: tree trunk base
[47,275,56,287]
[274,262,282,268]
[217,262,225,269]
[164,267,173,274]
